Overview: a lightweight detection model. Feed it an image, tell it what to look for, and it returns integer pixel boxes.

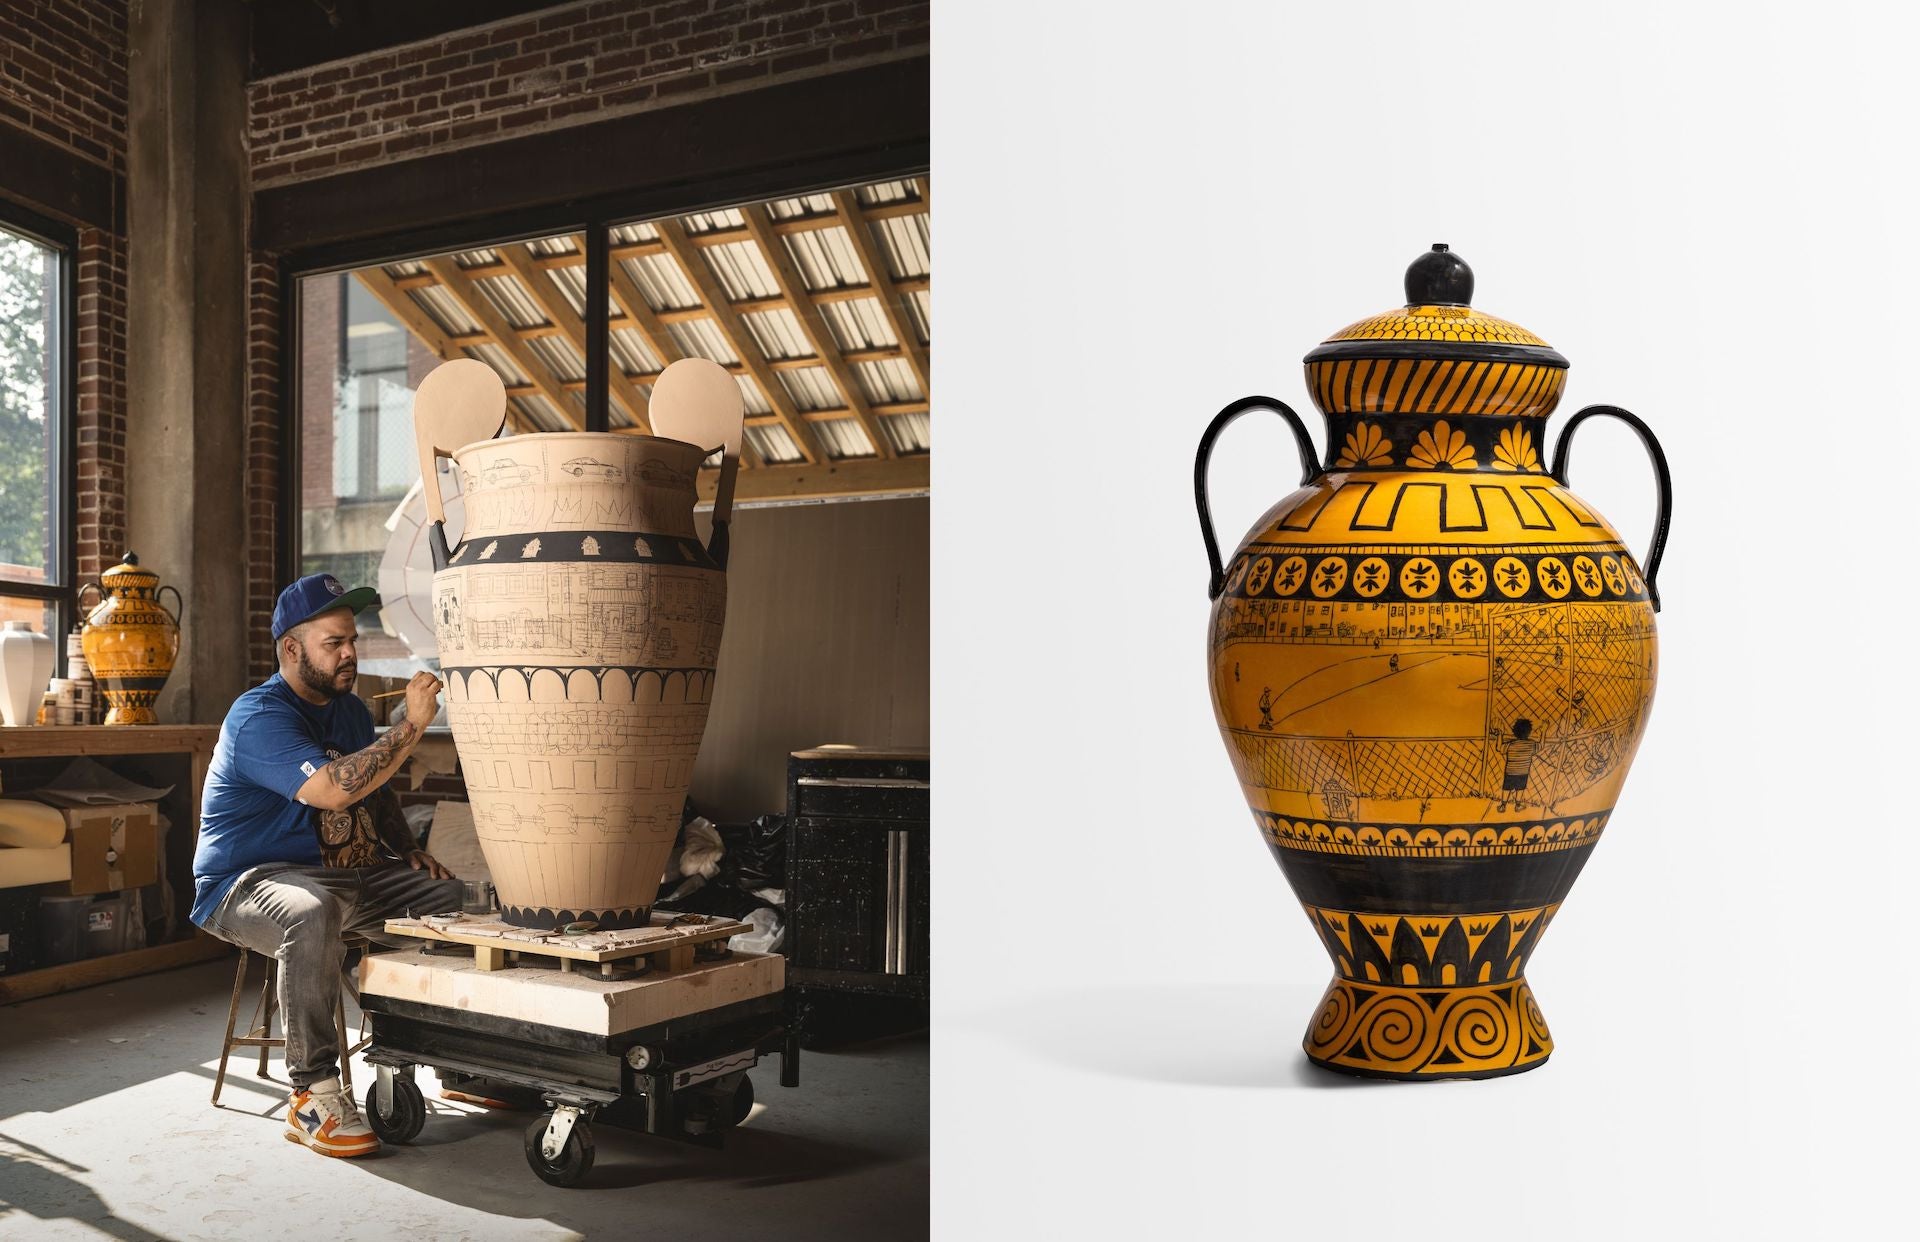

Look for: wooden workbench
[0,724,228,1003]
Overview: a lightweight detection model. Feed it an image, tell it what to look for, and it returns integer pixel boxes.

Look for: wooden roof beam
[653,216,826,465]
[695,453,928,506]
[830,189,929,397]
[742,204,891,459]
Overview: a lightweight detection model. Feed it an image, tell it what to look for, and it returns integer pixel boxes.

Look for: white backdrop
[933,2,1918,1237]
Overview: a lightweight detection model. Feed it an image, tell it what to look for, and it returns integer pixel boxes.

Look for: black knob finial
[1404,243,1474,307]
[121,551,139,566]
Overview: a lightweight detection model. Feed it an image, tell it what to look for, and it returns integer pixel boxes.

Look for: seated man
[192,573,460,1158]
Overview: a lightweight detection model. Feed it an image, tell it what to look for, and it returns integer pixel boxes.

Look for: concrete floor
[0,959,927,1241]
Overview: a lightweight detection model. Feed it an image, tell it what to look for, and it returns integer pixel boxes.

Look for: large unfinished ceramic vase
[433,433,726,929]
[1195,246,1671,1079]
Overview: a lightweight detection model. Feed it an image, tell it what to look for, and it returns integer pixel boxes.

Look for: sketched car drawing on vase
[481,459,538,486]
[561,457,624,480]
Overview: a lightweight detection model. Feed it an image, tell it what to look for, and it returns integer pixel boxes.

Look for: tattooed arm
[292,719,425,812]
[292,671,442,812]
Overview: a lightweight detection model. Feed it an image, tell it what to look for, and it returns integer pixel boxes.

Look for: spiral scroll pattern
[1304,979,1551,1079]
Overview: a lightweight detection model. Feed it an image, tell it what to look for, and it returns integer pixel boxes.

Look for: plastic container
[39,892,132,964]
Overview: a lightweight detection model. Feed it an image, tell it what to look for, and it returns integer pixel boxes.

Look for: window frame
[0,197,78,657]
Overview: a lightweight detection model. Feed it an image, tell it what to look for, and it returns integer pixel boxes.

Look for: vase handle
[1194,396,1320,600]
[76,580,104,618]
[1549,404,1672,612]
[157,584,185,626]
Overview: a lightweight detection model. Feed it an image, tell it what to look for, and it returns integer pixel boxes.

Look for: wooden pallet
[382,911,746,979]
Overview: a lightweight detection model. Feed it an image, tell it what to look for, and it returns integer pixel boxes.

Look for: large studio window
[0,217,68,646]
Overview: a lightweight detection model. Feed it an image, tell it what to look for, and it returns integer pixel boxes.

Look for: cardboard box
[54,803,159,896]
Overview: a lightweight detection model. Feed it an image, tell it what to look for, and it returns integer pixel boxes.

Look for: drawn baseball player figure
[1257,686,1277,731]
[1491,718,1538,814]
[1388,654,1400,674]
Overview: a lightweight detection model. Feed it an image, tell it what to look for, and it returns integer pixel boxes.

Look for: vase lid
[1302,246,1569,419]
[100,551,161,589]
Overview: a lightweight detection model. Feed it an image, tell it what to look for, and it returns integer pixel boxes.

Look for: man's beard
[294,649,354,700]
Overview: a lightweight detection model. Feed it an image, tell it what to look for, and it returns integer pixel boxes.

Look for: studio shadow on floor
[982,982,1411,1091]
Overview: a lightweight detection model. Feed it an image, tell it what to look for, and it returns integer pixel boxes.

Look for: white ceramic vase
[0,621,56,727]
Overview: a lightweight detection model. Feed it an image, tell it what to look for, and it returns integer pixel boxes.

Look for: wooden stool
[210,939,373,1107]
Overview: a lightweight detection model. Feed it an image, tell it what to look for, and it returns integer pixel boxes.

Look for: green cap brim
[299,586,381,626]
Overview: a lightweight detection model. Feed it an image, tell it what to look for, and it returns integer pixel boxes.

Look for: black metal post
[584,221,609,433]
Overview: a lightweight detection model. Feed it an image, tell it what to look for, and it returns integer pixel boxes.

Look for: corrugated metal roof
[412,285,478,336]
[821,297,896,351]
[855,358,921,404]
[474,275,546,331]
[664,319,740,367]
[815,417,876,458]
[767,193,835,220]
[467,341,527,387]
[776,365,839,412]
[338,174,926,499]
[525,333,584,384]
[746,422,805,464]
[680,207,745,234]
[622,254,699,311]
[880,410,929,454]
[907,289,930,345]
[741,308,809,361]
[609,326,663,376]
[783,226,865,289]
[876,214,929,281]
[546,262,590,319]
[702,241,779,301]
[858,179,921,207]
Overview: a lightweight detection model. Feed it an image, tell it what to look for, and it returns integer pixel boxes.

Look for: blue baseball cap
[272,573,381,640]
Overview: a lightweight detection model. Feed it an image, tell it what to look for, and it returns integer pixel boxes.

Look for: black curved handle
[1550,404,1672,612]
[1195,396,1320,600]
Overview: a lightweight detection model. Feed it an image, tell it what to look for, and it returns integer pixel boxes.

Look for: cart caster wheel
[365,1077,426,1144]
[732,1075,754,1126]
[525,1114,595,1187]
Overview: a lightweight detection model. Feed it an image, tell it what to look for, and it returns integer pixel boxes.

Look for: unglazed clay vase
[432,433,728,929]
[1194,246,1671,1080]
[79,553,184,725]
[0,621,55,727]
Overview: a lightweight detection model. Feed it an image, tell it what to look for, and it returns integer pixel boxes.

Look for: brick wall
[0,0,128,587]
[247,0,929,185]
[246,258,282,677]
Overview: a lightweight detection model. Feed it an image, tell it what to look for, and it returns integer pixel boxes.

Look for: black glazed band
[1320,411,1555,473]
[1304,339,1570,368]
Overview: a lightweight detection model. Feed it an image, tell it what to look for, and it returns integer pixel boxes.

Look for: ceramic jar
[0,621,56,727]
[1194,246,1671,1080]
[79,553,183,726]
[432,433,727,929]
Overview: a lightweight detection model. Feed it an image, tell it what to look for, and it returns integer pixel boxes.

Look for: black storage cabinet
[784,748,928,1002]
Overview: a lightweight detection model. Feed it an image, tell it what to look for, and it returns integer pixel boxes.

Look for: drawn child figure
[1388,654,1400,674]
[1493,718,1538,813]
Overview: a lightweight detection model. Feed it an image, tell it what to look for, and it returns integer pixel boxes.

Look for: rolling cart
[356,913,799,1186]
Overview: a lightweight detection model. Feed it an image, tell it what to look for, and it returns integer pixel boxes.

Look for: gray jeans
[206,862,463,1090]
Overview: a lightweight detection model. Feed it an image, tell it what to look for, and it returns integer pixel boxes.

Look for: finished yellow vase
[79,552,184,726]
[1195,246,1671,1080]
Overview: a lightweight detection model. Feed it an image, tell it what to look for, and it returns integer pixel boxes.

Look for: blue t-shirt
[190,674,376,927]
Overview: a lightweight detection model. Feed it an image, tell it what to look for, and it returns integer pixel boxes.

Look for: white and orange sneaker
[285,1078,380,1158]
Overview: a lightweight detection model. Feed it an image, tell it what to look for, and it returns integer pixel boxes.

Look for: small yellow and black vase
[79,552,184,726]
[1195,245,1671,1079]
